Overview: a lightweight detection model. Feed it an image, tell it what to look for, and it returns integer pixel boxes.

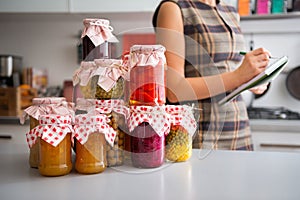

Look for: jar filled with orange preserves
[128,45,166,106]
[73,113,116,174]
[21,97,75,168]
[165,105,197,162]
[26,114,74,176]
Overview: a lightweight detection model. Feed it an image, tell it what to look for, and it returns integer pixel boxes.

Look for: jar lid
[32,97,66,105]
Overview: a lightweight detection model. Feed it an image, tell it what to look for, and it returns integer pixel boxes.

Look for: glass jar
[73,59,126,100]
[37,114,73,176]
[75,99,127,167]
[73,114,114,174]
[94,100,126,167]
[131,122,165,168]
[21,97,74,168]
[128,106,169,168]
[128,45,166,106]
[81,18,117,60]
[165,105,197,162]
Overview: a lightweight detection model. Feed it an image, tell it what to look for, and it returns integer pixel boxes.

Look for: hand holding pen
[233,48,271,85]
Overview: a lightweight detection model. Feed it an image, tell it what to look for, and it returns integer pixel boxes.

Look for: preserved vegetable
[128,45,166,106]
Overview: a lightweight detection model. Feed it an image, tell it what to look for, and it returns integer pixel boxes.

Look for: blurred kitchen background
[0,0,299,113]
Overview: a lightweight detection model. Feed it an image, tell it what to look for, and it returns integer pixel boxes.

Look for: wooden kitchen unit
[0,87,37,117]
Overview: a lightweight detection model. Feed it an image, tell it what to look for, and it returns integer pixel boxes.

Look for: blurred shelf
[241,12,300,20]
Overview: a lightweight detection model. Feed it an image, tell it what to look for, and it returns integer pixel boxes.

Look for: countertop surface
[1,125,300,200]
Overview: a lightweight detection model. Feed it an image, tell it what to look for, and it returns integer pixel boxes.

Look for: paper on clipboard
[218,56,289,105]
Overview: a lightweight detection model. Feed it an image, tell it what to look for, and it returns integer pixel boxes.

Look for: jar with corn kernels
[20,97,75,168]
[73,59,128,100]
[73,112,117,174]
[26,114,74,176]
[165,105,197,162]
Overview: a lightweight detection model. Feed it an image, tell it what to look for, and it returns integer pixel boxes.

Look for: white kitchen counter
[1,125,300,200]
[249,119,300,132]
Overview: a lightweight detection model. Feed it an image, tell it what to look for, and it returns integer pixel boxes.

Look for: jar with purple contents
[81,18,118,60]
[128,105,170,168]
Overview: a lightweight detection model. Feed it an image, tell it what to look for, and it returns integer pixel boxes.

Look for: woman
[152,0,270,150]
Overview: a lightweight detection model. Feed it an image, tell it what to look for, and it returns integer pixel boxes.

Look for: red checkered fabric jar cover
[73,113,116,147]
[26,114,73,147]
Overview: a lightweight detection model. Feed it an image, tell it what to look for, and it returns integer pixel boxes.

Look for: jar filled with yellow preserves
[165,105,197,162]
[21,97,75,168]
[26,114,74,176]
[73,113,116,174]
[73,59,128,100]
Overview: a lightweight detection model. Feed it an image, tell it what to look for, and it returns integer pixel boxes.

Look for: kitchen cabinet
[252,130,300,152]
[250,119,300,152]
[69,0,161,13]
[0,0,69,13]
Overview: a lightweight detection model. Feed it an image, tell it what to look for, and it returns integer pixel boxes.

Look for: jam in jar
[22,97,74,168]
[37,114,73,176]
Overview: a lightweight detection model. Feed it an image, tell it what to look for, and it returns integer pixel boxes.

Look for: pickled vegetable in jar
[128,105,170,168]
[165,105,197,162]
[128,45,166,106]
[21,97,75,168]
[73,59,127,99]
[73,113,117,174]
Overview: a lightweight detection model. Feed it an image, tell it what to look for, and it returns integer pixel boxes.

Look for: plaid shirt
[153,0,253,150]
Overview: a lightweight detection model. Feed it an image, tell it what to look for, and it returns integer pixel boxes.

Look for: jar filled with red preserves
[21,97,75,168]
[73,59,128,100]
[73,113,117,174]
[128,105,170,168]
[26,114,73,176]
[128,45,166,106]
[165,105,197,162]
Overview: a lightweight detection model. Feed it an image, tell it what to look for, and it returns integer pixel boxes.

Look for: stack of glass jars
[73,18,129,168]
[127,45,168,168]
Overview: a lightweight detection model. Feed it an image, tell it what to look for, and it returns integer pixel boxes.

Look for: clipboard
[218,55,289,105]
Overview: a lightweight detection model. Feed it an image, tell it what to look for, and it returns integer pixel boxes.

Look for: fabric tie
[26,114,73,147]
[73,113,116,147]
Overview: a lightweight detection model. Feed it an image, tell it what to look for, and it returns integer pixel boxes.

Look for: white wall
[0,12,155,86]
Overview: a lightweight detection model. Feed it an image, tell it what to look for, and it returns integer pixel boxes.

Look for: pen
[239,51,278,59]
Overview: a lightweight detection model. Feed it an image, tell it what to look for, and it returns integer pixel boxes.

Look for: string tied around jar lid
[26,114,74,148]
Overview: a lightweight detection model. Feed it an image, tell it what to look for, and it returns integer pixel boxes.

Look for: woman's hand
[250,83,269,95]
[233,48,271,86]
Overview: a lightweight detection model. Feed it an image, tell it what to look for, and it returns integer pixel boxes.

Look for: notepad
[219,56,289,105]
